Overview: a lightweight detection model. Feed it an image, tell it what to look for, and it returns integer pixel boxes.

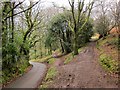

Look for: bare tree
[93,0,110,38]
[110,1,120,32]
[93,0,120,34]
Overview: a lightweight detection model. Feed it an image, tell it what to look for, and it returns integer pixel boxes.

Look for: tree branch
[6,0,25,15]
[4,0,40,20]
[68,0,72,7]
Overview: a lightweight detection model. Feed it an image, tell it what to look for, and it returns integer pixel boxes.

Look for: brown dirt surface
[48,42,118,88]
[52,52,66,67]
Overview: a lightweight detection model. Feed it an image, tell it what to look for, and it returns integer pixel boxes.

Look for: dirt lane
[49,42,118,88]
[4,62,47,88]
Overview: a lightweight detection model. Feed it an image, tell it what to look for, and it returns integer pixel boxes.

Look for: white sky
[23,0,90,8]
[41,0,70,7]
[10,0,119,8]
[41,0,94,8]
[22,0,71,8]
[40,0,119,7]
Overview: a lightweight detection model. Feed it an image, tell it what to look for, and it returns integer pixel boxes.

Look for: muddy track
[49,42,118,88]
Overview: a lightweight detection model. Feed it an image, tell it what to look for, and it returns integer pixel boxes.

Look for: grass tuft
[99,54,118,73]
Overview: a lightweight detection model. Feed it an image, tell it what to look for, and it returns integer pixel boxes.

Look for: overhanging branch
[4,0,40,20]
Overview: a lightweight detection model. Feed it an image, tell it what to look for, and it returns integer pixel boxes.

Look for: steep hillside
[97,35,119,74]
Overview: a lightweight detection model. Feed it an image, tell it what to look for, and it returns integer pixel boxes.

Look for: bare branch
[6,0,25,15]
[68,0,72,7]
[4,0,40,20]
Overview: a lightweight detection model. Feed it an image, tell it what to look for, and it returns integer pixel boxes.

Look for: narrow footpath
[4,62,47,89]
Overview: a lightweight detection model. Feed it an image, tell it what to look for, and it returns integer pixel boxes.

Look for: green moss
[99,54,118,73]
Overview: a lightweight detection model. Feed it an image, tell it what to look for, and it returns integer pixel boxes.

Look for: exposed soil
[52,52,66,67]
[48,42,118,88]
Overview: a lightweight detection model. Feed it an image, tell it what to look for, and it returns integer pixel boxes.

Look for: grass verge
[40,66,57,88]
[97,35,118,74]
[30,50,62,63]
[48,58,56,64]
[30,55,56,65]
[30,55,52,63]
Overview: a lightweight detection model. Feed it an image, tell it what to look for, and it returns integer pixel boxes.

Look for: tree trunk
[11,2,15,62]
[73,31,78,55]
[11,2,15,43]
[58,30,64,53]
[49,44,52,55]
[24,49,30,60]
[2,2,8,60]
[59,39,64,53]
[65,29,72,53]
[73,37,78,55]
